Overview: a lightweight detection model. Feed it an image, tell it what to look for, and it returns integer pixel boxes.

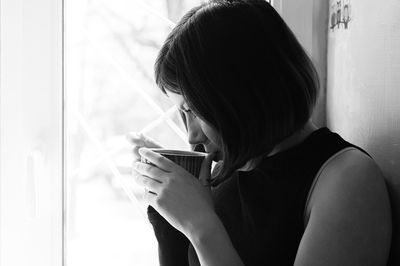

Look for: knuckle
[147,166,156,176]
[159,155,170,165]
[133,146,143,159]
[157,187,168,199]
[154,195,163,207]
[143,192,150,202]
[144,164,154,173]
[163,177,172,187]
[141,176,148,186]
[136,162,148,173]
[154,156,164,166]
[139,163,147,171]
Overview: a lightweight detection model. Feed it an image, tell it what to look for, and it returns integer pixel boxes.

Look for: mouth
[205,146,222,161]
[194,143,222,161]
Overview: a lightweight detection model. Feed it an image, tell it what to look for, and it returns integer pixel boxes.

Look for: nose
[185,114,206,146]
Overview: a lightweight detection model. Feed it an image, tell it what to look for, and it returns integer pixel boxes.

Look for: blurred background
[65,0,205,265]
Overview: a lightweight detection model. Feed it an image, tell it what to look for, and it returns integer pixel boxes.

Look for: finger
[126,132,144,148]
[199,152,217,186]
[143,189,158,206]
[141,134,163,148]
[126,132,162,148]
[138,148,176,172]
[127,132,163,160]
[132,169,162,193]
[133,161,166,181]
[132,145,142,161]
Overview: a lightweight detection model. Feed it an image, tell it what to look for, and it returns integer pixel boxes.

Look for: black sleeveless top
[148,127,368,265]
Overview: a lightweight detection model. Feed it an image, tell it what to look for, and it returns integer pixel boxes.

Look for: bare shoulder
[306,148,391,214]
[295,148,392,266]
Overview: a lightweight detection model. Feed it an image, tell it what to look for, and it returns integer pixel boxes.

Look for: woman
[129,0,392,265]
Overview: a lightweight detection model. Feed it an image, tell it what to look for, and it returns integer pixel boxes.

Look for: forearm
[187,214,244,266]
[147,206,189,266]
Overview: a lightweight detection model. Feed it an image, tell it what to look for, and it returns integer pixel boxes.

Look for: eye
[179,106,197,117]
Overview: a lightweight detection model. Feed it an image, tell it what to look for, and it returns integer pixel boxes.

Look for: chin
[212,151,222,162]
[212,157,221,162]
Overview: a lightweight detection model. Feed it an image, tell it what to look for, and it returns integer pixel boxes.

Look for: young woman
[129,0,392,265]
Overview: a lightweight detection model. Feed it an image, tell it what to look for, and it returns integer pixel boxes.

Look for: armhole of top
[303,147,360,226]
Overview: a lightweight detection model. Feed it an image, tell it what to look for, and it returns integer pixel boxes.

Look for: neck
[268,120,317,157]
[238,120,318,171]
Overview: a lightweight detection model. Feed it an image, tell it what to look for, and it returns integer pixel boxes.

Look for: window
[65,0,203,265]
[0,1,279,266]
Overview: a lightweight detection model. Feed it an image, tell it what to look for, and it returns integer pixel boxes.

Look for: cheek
[201,124,220,146]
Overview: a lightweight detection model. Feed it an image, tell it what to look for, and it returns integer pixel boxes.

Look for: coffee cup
[141,148,207,178]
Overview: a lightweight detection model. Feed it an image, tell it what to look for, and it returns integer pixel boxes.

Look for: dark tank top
[149,127,368,265]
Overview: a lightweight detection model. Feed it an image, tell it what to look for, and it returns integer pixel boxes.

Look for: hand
[132,147,218,237]
[126,132,163,162]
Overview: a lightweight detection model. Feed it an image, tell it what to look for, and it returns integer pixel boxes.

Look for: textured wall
[327,0,400,264]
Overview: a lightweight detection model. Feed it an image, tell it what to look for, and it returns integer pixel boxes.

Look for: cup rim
[149,148,207,157]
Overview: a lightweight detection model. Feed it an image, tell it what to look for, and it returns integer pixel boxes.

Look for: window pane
[0,0,63,265]
[65,0,202,265]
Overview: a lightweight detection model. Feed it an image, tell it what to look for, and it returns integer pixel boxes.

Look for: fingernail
[138,147,148,155]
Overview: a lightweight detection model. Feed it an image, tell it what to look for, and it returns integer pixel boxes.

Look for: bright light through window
[65,0,204,265]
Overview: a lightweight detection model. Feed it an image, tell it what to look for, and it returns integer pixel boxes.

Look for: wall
[327,0,400,264]
[277,0,329,127]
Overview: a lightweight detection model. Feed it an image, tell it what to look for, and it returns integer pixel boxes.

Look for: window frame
[0,0,64,265]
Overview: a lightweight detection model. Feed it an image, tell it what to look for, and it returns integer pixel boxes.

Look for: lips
[194,143,221,161]
[205,146,222,161]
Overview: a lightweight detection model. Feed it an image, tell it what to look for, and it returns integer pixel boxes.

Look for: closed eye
[177,104,190,113]
[178,106,197,117]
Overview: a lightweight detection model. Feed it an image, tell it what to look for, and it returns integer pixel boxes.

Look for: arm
[134,148,244,266]
[147,206,190,266]
[295,149,392,266]
[126,133,189,265]
[147,193,243,266]
[186,213,244,266]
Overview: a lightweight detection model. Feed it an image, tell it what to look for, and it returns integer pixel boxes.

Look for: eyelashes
[179,107,197,118]
[184,109,197,117]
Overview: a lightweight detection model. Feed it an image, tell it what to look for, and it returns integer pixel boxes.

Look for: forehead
[166,92,185,107]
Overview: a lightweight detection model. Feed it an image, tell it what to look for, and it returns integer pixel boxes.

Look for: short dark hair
[154,0,319,185]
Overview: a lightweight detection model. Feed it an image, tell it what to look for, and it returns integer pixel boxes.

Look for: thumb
[198,152,217,186]
[126,132,162,148]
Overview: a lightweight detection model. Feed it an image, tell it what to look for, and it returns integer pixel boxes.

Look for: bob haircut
[154,0,319,185]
